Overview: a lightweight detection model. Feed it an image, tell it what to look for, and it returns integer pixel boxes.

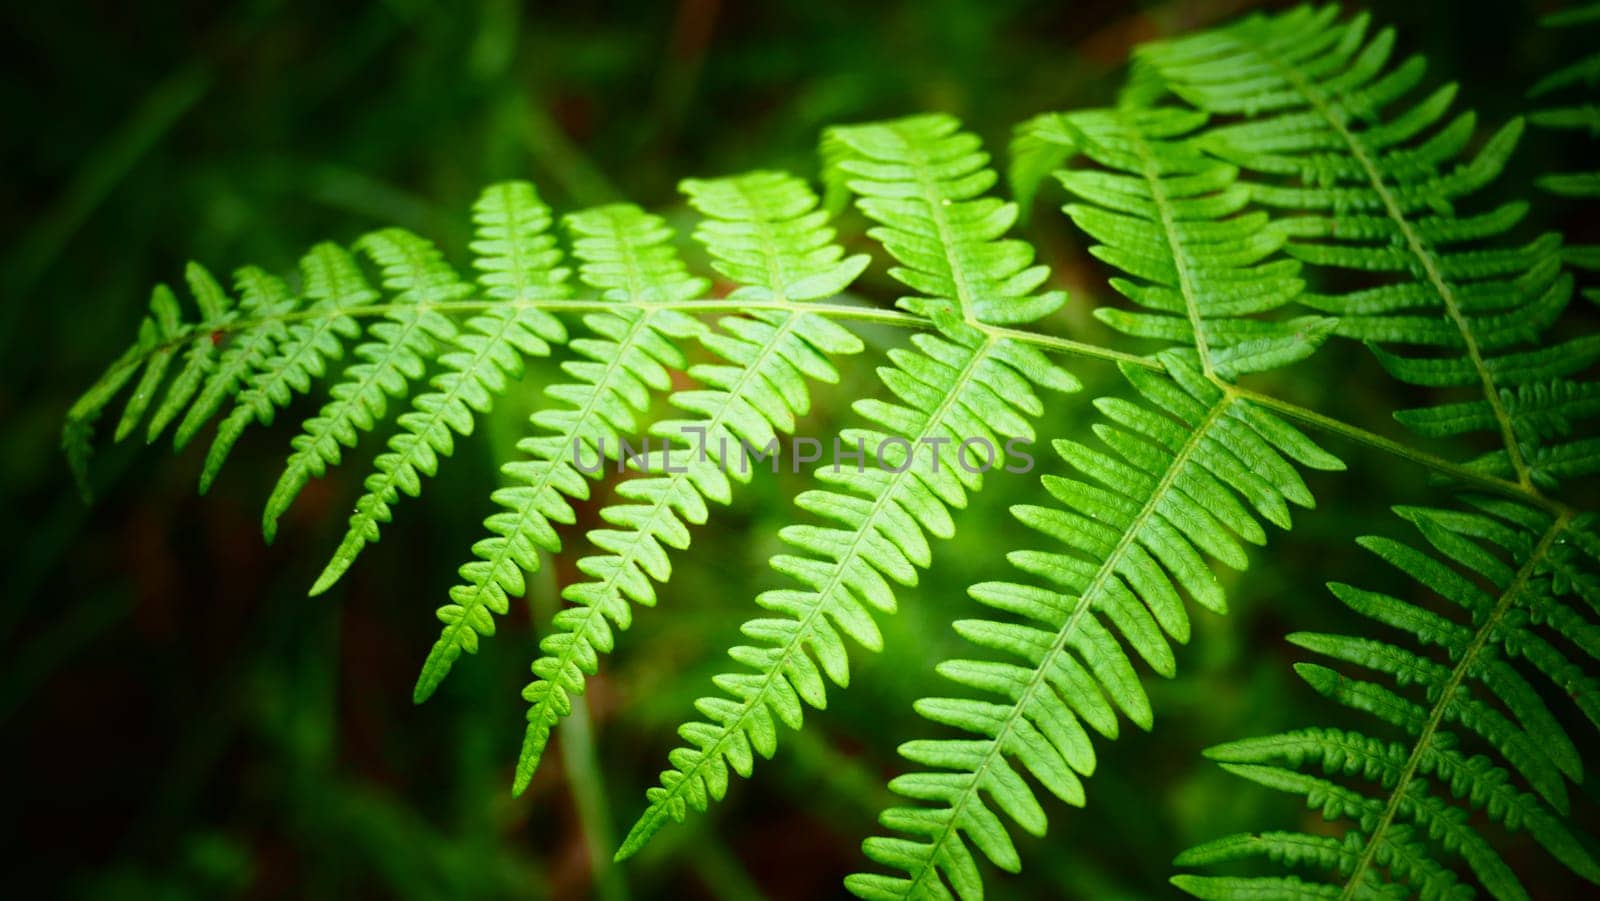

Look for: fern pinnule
[199,243,374,494]
[1012,104,1334,378]
[260,228,465,543]
[310,186,570,594]
[414,199,703,703]
[142,262,239,444]
[1140,4,1600,490]
[62,284,180,497]
[1175,500,1600,901]
[115,284,184,444]
[171,266,299,453]
[618,114,1078,861]
[507,172,869,792]
[1529,1,1600,202]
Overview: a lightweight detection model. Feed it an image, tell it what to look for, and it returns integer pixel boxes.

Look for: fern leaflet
[1175,500,1600,901]
[412,200,705,702]
[844,101,1343,900]
[616,114,1078,859]
[199,243,374,493]
[1141,4,1599,490]
[260,229,465,542]
[311,185,569,593]
[509,172,868,792]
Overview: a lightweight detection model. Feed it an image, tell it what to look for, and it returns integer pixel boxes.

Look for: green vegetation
[12,1,1600,898]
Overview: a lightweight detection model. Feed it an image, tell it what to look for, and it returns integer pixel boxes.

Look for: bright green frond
[505,174,871,792]
[1141,5,1599,491]
[415,199,700,702]
[1176,499,1600,901]
[310,186,570,595]
[260,228,465,543]
[823,113,1069,326]
[200,243,375,494]
[619,116,1077,861]
[1013,105,1330,377]
[846,354,1340,901]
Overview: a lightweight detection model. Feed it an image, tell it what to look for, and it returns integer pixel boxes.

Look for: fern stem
[1334,512,1572,900]
[1227,385,1568,516]
[1124,108,1217,377]
[1234,27,1538,492]
[87,294,1564,517]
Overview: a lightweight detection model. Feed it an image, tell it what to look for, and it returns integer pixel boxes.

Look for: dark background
[2,1,1596,898]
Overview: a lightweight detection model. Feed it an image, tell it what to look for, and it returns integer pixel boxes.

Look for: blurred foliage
[3,1,1597,898]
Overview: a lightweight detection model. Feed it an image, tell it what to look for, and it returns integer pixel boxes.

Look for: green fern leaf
[144,262,238,444]
[845,354,1342,901]
[618,114,1078,862]
[1141,5,1599,490]
[171,266,299,452]
[199,243,375,494]
[311,187,569,594]
[1176,500,1600,901]
[508,172,869,791]
[1011,105,1330,377]
[62,283,187,498]
[260,228,466,543]
[413,198,708,703]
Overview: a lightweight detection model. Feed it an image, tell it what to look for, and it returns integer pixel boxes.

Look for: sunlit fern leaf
[616,113,1079,862]
[260,228,467,543]
[62,283,185,498]
[1012,105,1334,377]
[199,243,375,494]
[846,354,1342,901]
[413,199,705,703]
[507,173,870,791]
[310,186,570,594]
[836,99,1345,901]
[1140,4,1600,490]
[1174,499,1600,901]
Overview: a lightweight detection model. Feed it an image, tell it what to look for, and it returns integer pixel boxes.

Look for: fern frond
[616,114,1079,861]
[414,200,702,701]
[1140,5,1599,490]
[311,186,570,594]
[846,354,1342,901]
[1011,105,1334,377]
[1175,500,1600,901]
[837,98,1337,901]
[199,243,375,493]
[506,173,870,791]
[259,228,468,543]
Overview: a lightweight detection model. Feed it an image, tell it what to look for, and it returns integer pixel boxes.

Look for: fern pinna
[1172,502,1600,901]
[617,113,1079,859]
[59,3,1600,899]
[508,173,870,793]
[1135,5,1600,900]
[839,104,1343,900]
[1141,4,1600,489]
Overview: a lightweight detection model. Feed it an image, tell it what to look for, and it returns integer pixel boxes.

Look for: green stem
[79,294,1567,515]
